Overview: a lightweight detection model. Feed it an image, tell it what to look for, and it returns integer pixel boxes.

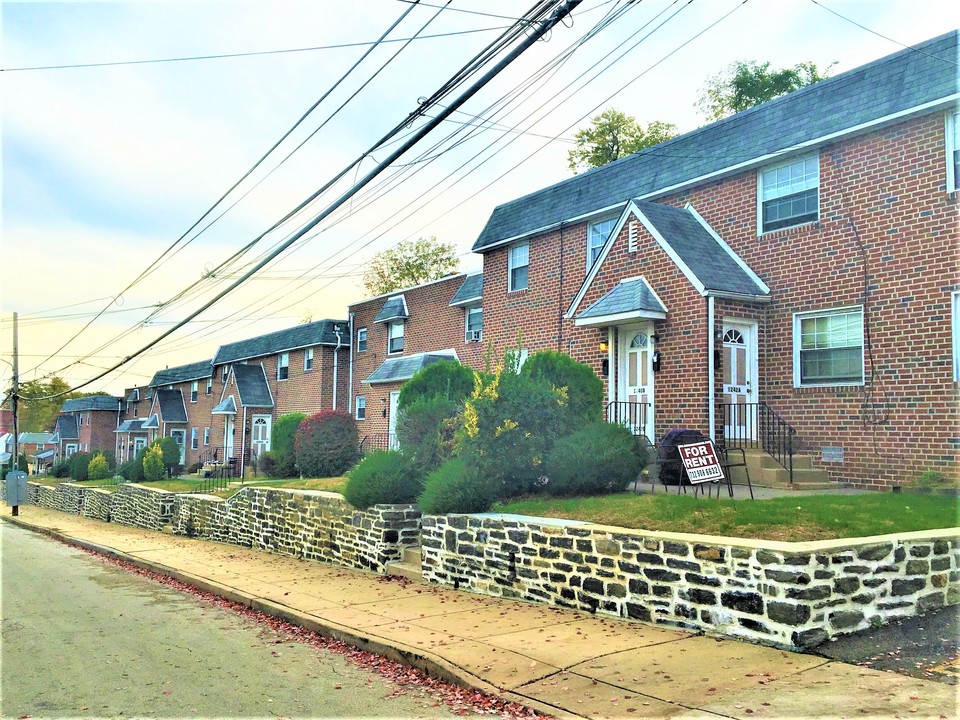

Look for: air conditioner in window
[467,330,482,342]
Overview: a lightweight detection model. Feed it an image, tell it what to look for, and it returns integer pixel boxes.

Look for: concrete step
[386,546,424,582]
[402,545,422,565]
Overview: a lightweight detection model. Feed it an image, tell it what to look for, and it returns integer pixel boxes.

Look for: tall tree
[16,377,80,432]
[567,109,677,174]
[362,236,459,296]
[697,60,835,121]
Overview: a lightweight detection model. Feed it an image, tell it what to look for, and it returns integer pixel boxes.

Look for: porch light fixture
[381,398,387,418]
[599,341,609,352]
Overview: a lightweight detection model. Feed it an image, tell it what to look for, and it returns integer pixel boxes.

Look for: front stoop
[385,545,424,582]
[728,448,837,490]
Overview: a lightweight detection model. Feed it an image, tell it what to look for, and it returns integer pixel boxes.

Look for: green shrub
[153,437,182,476]
[396,396,459,472]
[87,453,111,481]
[344,451,423,510]
[522,350,603,423]
[69,452,92,481]
[99,450,117,472]
[270,412,306,478]
[3,453,28,474]
[418,458,499,514]
[294,410,360,478]
[50,461,71,478]
[397,360,475,410]
[117,459,139,482]
[143,445,166,482]
[543,422,647,496]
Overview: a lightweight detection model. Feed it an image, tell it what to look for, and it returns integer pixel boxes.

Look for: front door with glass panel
[388,391,401,450]
[251,415,272,457]
[618,325,654,441]
[169,429,187,464]
[224,417,235,459]
[721,321,757,441]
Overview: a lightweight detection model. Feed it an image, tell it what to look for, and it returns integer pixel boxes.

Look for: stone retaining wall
[81,489,113,522]
[421,514,960,649]
[109,484,175,531]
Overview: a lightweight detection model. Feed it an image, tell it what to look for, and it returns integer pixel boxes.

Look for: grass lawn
[238,477,348,494]
[495,492,960,542]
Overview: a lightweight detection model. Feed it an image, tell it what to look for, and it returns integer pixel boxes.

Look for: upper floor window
[203,427,211,446]
[509,241,529,292]
[465,306,483,342]
[190,427,199,450]
[205,378,213,396]
[355,395,366,421]
[78,414,84,426]
[759,154,819,233]
[588,217,617,268]
[277,352,290,381]
[221,365,229,384]
[947,110,959,193]
[190,381,198,403]
[794,307,863,387]
[304,347,315,371]
[388,322,404,354]
[357,327,368,353]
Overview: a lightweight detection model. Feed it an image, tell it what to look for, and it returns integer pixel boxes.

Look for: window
[203,427,210,446]
[190,381,198,403]
[794,308,863,386]
[190,427,199,450]
[305,347,315,371]
[66,444,77,457]
[221,365,229,383]
[759,154,819,233]
[465,307,483,342]
[356,396,366,421]
[78,414,83,426]
[387,322,404,354]
[508,241,529,292]
[277,352,289,380]
[952,291,960,382]
[205,378,213,396]
[357,327,368,353]
[588,217,617,268]
[947,110,959,193]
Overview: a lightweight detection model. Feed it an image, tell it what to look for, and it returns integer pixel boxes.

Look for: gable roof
[575,278,667,327]
[449,272,483,306]
[125,388,141,403]
[116,419,146,433]
[473,30,959,253]
[141,414,160,430]
[363,350,459,385]
[61,396,122,413]
[54,414,79,440]
[156,389,188,423]
[149,359,213,388]
[17,432,54,445]
[373,295,409,323]
[232,364,274,408]
[213,319,348,365]
[212,395,238,415]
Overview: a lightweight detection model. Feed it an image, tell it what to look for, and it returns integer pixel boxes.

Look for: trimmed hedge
[522,350,603,422]
[418,458,499,514]
[397,360,474,410]
[295,410,360,478]
[87,453,111,481]
[270,412,306,478]
[396,396,458,472]
[543,421,647,496]
[344,451,423,510]
[69,452,92,481]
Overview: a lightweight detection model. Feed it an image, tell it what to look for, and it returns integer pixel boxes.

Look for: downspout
[348,313,355,418]
[333,325,343,411]
[557,221,566,351]
[240,406,247,478]
[707,295,716,441]
[607,326,615,404]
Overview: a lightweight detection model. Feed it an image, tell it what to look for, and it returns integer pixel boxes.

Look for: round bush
[397,360,475,411]
[270,412,306,478]
[543,422,648,496]
[87,453,111,481]
[344,451,423,510]
[118,458,142,483]
[396,396,459,472]
[417,458,499,514]
[154,437,182,476]
[294,410,360,478]
[143,445,166,482]
[69,452,92,481]
[50,461,71,478]
[521,350,603,422]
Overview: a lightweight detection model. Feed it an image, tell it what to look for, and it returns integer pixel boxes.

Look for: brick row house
[52,396,123,459]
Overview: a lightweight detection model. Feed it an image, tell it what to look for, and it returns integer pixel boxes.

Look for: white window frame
[277,352,290,381]
[221,365,229,383]
[65,443,78,457]
[793,306,865,388]
[508,241,529,292]
[205,378,213,396]
[947,109,959,194]
[356,396,366,421]
[357,327,368,353]
[587,217,617,269]
[465,306,483,342]
[758,153,820,234]
[304,347,315,371]
[190,427,199,450]
[387,321,404,354]
[203,427,210,446]
[952,291,960,382]
[190,381,198,403]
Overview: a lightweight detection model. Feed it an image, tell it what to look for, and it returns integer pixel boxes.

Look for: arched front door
[251,415,272,457]
[618,325,654,441]
[721,321,758,441]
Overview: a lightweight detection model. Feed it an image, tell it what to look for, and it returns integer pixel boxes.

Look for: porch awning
[34,449,56,460]
[141,414,160,429]
[364,351,458,385]
[116,419,146,433]
[574,277,667,327]
[212,395,237,415]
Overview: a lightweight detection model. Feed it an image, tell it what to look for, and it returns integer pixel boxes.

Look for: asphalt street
[0,522,470,718]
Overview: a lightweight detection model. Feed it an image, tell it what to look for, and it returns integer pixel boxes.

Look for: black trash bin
[657,428,708,485]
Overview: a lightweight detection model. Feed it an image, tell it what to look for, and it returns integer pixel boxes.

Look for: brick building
[52,395,122,460]
[348,273,485,450]
[140,360,217,469]
[468,31,958,488]
[115,385,150,463]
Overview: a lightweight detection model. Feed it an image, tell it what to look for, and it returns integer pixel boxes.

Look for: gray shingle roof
[635,202,767,297]
[61,396,122,412]
[125,388,141,403]
[364,351,458,385]
[17,432,54,445]
[141,414,160,430]
[233,364,274,408]
[116,419,146,433]
[149,359,213,388]
[213,319,348,365]
[54,415,78,440]
[449,273,483,306]
[577,278,667,321]
[212,395,237,414]
[373,295,409,323]
[156,389,187,423]
[473,31,958,252]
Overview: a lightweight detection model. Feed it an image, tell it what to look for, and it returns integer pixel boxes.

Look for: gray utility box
[5,471,29,506]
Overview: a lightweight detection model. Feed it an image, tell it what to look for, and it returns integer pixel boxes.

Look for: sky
[1,0,957,398]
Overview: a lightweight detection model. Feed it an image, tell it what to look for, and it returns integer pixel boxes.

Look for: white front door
[618,324,655,441]
[251,415,272,457]
[169,429,187,464]
[133,437,146,457]
[721,321,758,441]
[224,417,235,459]
[387,391,401,450]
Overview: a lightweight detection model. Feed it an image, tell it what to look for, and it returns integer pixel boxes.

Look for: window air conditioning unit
[468,330,482,342]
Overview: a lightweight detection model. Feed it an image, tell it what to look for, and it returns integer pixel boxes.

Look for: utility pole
[11,311,19,516]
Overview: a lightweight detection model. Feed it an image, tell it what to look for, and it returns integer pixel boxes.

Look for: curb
[1,515,575,720]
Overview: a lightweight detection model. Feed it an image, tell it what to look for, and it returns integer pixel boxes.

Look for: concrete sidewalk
[3,504,956,720]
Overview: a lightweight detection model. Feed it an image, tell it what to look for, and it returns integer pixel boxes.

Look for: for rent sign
[678,441,724,484]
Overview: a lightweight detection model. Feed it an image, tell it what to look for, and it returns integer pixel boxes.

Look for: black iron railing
[605,401,652,443]
[199,446,227,465]
[359,433,398,455]
[198,473,229,494]
[718,401,795,484]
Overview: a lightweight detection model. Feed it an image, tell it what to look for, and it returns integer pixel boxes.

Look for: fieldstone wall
[52,483,85,515]
[172,488,421,573]
[27,482,56,508]
[81,489,113,522]
[109,484,175,531]
[421,514,960,649]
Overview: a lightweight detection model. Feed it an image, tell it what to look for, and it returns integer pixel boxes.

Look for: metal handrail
[605,401,652,444]
[359,433,398,455]
[718,401,795,484]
